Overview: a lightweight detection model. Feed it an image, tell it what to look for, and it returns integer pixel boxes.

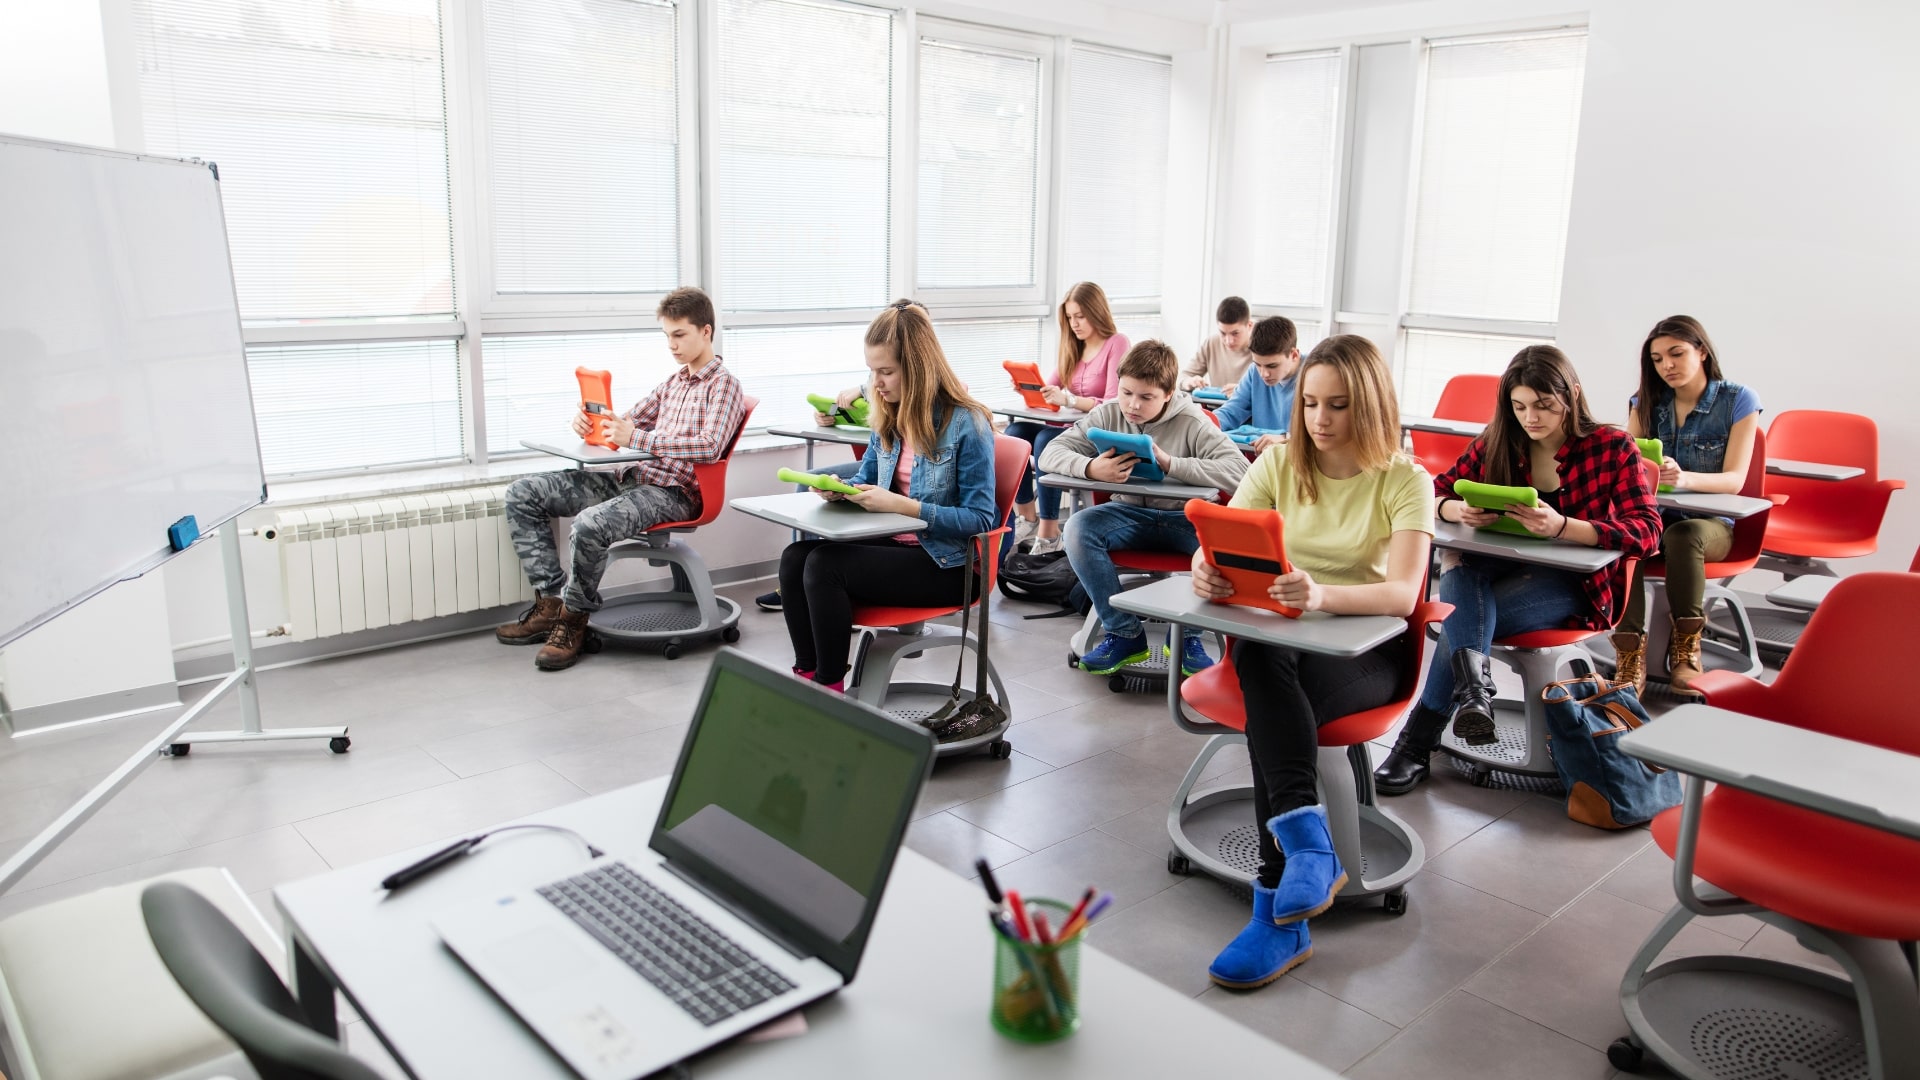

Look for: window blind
[1408,30,1588,322]
[1112,314,1164,351]
[483,331,675,454]
[721,323,871,429]
[1399,328,1550,415]
[934,318,1044,404]
[248,340,464,476]
[714,0,891,312]
[132,0,455,322]
[483,0,679,295]
[1247,50,1341,309]
[1061,45,1171,302]
[917,36,1042,291]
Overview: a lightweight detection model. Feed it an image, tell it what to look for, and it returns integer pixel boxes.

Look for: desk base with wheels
[848,624,1014,759]
[589,533,742,660]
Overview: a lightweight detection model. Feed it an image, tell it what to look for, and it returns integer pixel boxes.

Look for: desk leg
[293,936,339,1038]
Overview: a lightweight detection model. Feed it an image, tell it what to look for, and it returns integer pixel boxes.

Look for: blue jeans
[1417,556,1587,712]
[1004,421,1067,520]
[1063,502,1201,640]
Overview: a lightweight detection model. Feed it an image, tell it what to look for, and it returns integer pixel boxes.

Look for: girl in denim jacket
[778,301,999,691]
[1617,315,1763,698]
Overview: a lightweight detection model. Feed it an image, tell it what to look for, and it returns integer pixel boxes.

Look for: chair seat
[1762,519,1882,559]
[1113,550,1192,573]
[1640,555,1763,581]
[1178,659,1394,747]
[1495,627,1601,649]
[854,601,978,628]
[1651,787,1920,940]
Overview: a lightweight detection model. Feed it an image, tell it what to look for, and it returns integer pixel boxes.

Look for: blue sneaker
[1177,633,1214,676]
[1079,632,1150,675]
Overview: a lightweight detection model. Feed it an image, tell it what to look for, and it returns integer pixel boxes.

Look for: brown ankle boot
[1667,617,1707,698]
[1610,631,1647,696]
[535,607,593,671]
[496,595,565,645]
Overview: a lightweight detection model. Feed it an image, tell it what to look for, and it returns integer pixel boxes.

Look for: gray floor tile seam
[1341,990,1594,1076]
[1593,877,1760,947]
[283,761,592,867]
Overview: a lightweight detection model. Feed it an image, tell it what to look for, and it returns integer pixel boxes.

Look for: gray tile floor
[0,579,1828,1078]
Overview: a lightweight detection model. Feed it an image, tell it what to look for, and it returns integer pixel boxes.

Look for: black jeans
[1233,635,1410,888]
[779,538,975,684]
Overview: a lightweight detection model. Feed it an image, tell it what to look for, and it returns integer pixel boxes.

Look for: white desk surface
[1110,577,1406,659]
[994,403,1088,425]
[1430,518,1622,573]
[275,778,1331,1080]
[767,425,873,448]
[730,492,927,541]
[1619,705,1920,842]
[1766,575,1838,612]
[520,439,656,465]
[1655,490,1773,520]
[1399,414,1484,438]
[1766,459,1865,481]
[1038,474,1220,502]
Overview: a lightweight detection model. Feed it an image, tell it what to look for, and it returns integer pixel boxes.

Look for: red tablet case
[1185,500,1301,618]
[1002,360,1057,411]
[576,367,619,449]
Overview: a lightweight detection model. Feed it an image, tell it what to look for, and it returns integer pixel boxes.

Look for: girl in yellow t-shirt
[1193,335,1434,991]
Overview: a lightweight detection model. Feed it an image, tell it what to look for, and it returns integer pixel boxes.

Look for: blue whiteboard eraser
[168,515,200,551]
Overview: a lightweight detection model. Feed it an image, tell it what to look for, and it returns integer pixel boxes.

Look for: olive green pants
[1619,517,1734,634]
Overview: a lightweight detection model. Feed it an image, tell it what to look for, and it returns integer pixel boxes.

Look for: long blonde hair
[1286,335,1404,503]
[866,300,991,456]
[1056,281,1118,389]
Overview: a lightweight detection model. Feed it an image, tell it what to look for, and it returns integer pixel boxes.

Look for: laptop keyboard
[539,863,797,1027]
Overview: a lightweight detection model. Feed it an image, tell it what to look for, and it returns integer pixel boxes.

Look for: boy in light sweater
[1212,316,1303,452]
[1041,340,1250,676]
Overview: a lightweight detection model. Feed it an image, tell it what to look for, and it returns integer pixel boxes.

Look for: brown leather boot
[495,595,565,645]
[1667,617,1707,698]
[535,607,593,671]
[1610,631,1647,696]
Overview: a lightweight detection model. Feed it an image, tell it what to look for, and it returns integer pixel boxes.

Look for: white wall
[0,0,115,148]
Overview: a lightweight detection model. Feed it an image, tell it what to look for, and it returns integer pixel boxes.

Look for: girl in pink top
[1008,281,1129,551]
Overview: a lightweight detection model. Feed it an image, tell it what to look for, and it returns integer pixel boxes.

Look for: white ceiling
[1093,0,1417,26]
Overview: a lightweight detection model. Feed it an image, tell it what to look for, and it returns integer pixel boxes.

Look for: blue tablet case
[1192,386,1228,403]
[1087,428,1166,483]
[1224,425,1284,446]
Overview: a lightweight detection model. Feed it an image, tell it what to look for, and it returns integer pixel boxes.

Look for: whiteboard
[0,135,265,649]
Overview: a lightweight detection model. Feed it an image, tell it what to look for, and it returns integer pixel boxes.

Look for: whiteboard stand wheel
[328,737,351,754]
[164,743,190,758]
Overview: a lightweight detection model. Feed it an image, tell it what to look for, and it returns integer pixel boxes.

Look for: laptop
[433,649,936,1080]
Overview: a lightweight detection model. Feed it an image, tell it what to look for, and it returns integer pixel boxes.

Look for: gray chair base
[1643,578,1765,684]
[848,623,1013,759]
[590,532,742,658]
[1437,638,1592,780]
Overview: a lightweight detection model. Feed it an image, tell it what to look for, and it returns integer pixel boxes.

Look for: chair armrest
[1410,601,1454,627]
[1686,668,1765,708]
[1883,478,1907,492]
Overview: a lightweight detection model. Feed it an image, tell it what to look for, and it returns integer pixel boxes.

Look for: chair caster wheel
[583,633,604,654]
[1469,765,1493,787]
[1167,851,1192,876]
[988,740,1013,760]
[1066,650,1079,669]
[1607,1037,1644,1072]
[662,643,683,660]
[1108,675,1127,693]
[1382,889,1408,916]
[329,737,351,754]
[165,743,190,757]
[721,626,740,643]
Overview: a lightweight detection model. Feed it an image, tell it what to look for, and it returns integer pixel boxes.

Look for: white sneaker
[1012,515,1039,547]
[1029,535,1063,556]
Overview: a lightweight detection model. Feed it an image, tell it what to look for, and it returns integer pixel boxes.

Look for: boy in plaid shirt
[496,288,745,671]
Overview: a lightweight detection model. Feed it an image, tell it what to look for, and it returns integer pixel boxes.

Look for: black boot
[1448,649,1497,745]
[1374,705,1447,796]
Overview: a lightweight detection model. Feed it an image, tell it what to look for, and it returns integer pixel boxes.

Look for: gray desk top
[994,403,1089,425]
[1766,459,1865,481]
[1766,574,1838,612]
[1655,490,1773,520]
[520,438,655,465]
[1400,414,1484,438]
[730,491,927,541]
[1110,576,1407,658]
[1038,474,1220,502]
[1620,705,1920,841]
[1430,518,1622,572]
[767,425,873,448]
[276,778,1332,1080]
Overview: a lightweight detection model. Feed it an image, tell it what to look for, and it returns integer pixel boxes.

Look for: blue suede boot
[1267,805,1348,924]
[1208,883,1312,990]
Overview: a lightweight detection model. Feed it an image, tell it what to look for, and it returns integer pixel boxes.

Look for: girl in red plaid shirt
[1374,346,1661,796]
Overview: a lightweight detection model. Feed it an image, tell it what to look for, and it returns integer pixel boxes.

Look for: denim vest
[1650,379,1750,476]
[854,406,999,569]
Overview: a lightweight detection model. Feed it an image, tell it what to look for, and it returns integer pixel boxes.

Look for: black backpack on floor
[997,548,1090,619]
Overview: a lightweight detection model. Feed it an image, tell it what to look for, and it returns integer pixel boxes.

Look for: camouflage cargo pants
[505,471,697,612]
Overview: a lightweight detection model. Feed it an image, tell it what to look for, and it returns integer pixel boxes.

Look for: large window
[482,331,672,455]
[1246,50,1342,312]
[1060,44,1169,305]
[917,30,1045,295]
[248,340,463,475]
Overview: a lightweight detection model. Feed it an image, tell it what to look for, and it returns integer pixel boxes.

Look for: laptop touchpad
[487,927,595,991]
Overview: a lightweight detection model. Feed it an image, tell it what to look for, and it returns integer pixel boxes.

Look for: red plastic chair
[595,396,759,658]
[845,433,1027,756]
[1761,410,1906,573]
[1162,595,1453,913]
[1411,373,1498,476]
[1613,572,1920,1077]
[1642,427,1775,679]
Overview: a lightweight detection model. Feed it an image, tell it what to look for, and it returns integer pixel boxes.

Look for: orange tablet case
[1002,360,1057,411]
[576,367,619,448]
[1185,500,1302,618]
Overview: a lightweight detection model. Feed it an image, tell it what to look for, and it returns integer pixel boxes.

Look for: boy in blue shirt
[1213,317,1301,453]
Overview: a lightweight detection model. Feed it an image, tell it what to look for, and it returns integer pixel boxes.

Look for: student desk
[1037,474,1220,507]
[994,403,1089,426]
[1766,574,1838,612]
[1429,518,1622,573]
[1653,490,1773,519]
[274,778,1335,1080]
[1398,414,1484,438]
[728,492,926,542]
[519,438,656,465]
[1766,459,1865,481]
[1110,576,1407,659]
[766,425,870,471]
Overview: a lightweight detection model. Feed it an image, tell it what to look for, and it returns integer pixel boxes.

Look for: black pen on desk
[974,858,1006,914]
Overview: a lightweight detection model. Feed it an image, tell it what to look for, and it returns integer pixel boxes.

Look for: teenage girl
[1004,281,1128,554]
[778,301,998,690]
[1194,335,1431,991]
[1614,315,1762,698]
[1373,346,1661,795]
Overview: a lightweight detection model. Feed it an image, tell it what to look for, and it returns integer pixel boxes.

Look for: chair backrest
[141,883,385,1080]
[1766,410,1882,478]
[668,394,759,531]
[1745,572,1920,756]
[1721,425,1771,565]
[1410,373,1498,476]
[1762,410,1903,551]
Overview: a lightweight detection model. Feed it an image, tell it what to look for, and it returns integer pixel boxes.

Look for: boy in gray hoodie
[1040,340,1250,676]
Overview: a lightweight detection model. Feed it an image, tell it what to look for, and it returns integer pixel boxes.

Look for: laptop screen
[654,654,930,975]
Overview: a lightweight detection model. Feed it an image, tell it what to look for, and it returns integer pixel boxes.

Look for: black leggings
[779,538,975,684]
[1233,635,1410,888]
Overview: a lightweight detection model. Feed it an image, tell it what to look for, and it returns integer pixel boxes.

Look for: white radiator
[273,485,534,641]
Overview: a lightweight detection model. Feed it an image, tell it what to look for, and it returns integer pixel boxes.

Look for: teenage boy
[755,379,868,613]
[497,287,745,671]
[1212,316,1303,453]
[1041,341,1249,676]
[1179,296,1254,392]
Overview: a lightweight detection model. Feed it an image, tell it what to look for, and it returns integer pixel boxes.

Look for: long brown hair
[1286,335,1404,503]
[1056,281,1118,389]
[866,300,990,456]
[1632,315,1723,435]
[1479,345,1601,487]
